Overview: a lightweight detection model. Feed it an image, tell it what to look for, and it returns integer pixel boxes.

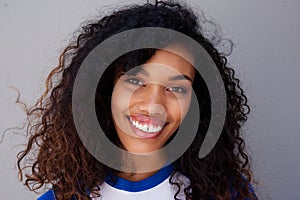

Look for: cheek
[111,84,131,120]
[111,82,141,133]
[167,95,192,123]
[181,97,192,116]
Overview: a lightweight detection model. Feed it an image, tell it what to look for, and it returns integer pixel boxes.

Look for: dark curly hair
[17,1,257,199]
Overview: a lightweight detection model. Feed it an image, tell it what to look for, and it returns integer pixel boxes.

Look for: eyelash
[125,77,188,94]
[167,86,188,94]
[125,77,144,86]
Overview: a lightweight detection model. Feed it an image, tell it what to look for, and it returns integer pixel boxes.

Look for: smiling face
[111,48,195,153]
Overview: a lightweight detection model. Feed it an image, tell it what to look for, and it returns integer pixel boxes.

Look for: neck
[117,170,159,181]
[117,151,167,181]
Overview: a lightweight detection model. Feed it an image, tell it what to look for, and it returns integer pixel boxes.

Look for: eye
[125,77,144,86]
[167,86,188,94]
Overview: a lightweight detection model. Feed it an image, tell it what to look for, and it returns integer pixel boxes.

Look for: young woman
[17,1,257,199]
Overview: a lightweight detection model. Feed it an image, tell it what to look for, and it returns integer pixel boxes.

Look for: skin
[111,47,195,181]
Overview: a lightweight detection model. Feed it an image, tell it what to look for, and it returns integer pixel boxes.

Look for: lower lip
[127,118,164,139]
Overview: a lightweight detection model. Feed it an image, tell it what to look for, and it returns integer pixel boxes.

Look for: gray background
[0,0,299,199]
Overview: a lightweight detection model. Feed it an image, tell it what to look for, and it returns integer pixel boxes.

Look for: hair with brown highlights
[17,1,257,199]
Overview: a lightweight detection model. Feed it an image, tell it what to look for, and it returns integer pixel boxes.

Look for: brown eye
[167,86,188,94]
[125,77,144,86]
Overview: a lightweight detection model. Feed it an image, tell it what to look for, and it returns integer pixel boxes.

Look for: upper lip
[127,114,167,127]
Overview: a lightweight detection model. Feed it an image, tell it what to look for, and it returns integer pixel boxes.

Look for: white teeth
[142,124,147,132]
[148,125,154,132]
[129,118,163,133]
[137,123,143,130]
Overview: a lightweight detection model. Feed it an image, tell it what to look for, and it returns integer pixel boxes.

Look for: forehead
[143,48,195,80]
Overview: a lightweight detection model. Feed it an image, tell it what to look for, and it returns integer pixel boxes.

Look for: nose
[135,84,167,116]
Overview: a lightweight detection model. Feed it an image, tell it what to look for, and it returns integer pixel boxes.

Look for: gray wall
[0,0,299,199]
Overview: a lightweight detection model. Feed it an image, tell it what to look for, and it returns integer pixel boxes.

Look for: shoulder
[230,181,257,200]
[37,190,56,200]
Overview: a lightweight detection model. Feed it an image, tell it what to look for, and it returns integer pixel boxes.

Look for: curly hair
[17,1,257,200]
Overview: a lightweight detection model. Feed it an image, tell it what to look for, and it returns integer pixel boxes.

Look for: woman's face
[111,48,195,153]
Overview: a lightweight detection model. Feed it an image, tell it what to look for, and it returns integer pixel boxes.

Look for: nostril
[149,104,167,118]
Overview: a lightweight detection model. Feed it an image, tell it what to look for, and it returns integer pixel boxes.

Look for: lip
[129,115,166,126]
[126,115,167,139]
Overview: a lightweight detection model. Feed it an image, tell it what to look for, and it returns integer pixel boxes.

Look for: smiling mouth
[126,115,167,138]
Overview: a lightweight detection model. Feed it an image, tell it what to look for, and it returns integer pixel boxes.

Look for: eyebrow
[169,74,193,83]
[133,67,193,83]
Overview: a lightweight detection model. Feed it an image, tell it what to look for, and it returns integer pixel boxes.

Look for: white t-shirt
[91,165,190,200]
